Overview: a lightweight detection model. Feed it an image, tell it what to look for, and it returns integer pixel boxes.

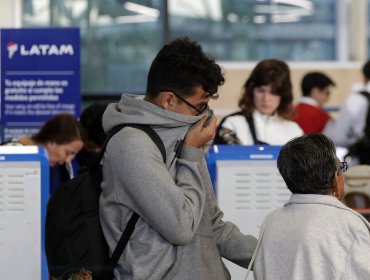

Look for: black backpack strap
[109,212,140,265]
[127,124,166,163]
[359,91,370,137]
[345,91,370,163]
[245,114,258,144]
[244,114,268,145]
[92,124,127,169]
[214,111,244,144]
[214,111,269,145]
[92,124,166,169]
[101,123,166,266]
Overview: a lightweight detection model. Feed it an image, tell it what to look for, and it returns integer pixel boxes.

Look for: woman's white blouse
[220,110,303,145]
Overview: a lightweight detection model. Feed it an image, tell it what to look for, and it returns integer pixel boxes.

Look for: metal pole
[162,0,170,45]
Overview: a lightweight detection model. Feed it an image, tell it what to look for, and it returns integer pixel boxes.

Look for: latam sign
[0,28,80,143]
[7,42,74,59]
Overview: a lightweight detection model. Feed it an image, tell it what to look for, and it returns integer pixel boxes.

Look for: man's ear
[310,87,320,99]
[157,91,175,110]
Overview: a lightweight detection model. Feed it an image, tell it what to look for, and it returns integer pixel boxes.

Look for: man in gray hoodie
[99,37,258,279]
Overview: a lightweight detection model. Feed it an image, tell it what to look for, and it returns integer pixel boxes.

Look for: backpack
[346,91,370,164]
[45,124,166,280]
[213,112,268,145]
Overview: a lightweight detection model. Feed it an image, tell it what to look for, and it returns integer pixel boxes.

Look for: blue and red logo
[7,41,18,59]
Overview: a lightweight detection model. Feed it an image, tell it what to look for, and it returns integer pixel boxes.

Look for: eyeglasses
[339,161,348,173]
[162,89,218,115]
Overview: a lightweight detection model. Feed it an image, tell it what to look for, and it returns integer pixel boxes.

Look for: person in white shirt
[324,60,370,148]
[213,59,303,145]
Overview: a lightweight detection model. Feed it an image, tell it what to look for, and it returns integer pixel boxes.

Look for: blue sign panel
[206,144,282,192]
[0,28,80,142]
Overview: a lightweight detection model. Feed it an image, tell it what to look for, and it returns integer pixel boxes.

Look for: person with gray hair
[252,134,370,279]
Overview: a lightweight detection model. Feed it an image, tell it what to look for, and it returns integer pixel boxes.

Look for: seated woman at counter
[2,113,85,193]
[214,59,302,145]
[3,113,84,167]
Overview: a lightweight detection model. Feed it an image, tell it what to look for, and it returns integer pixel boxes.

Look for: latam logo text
[6,42,74,59]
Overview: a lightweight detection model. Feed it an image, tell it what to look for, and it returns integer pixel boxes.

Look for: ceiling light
[273,0,313,10]
[124,2,159,17]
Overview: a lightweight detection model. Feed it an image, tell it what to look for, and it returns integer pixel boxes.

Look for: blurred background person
[253,134,370,279]
[294,72,336,134]
[324,60,370,148]
[214,59,302,145]
[75,102,109,172]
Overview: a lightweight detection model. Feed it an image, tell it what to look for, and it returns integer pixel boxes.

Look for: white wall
[0,0,22,28]
[209,61,364,118]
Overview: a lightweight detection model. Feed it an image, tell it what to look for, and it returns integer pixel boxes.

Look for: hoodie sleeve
[105,128,206,245]
[197,157,258,268]
[212,211,258,268]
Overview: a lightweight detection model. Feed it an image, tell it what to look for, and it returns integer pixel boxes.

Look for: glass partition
[168,0,337,61]
[23,0,164,95]
[22,0,343,96]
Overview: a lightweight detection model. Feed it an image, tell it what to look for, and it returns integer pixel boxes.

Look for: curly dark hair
[146,37,225,98]
[238,59,293,119]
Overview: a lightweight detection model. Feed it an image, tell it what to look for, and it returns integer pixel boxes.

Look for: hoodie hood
[102,94,203,133]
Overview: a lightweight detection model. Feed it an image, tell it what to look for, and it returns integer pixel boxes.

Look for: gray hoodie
[99,94,257,280]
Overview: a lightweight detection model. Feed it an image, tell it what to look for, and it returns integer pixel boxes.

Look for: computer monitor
[0,146,49,280]
[206,144,290,280]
